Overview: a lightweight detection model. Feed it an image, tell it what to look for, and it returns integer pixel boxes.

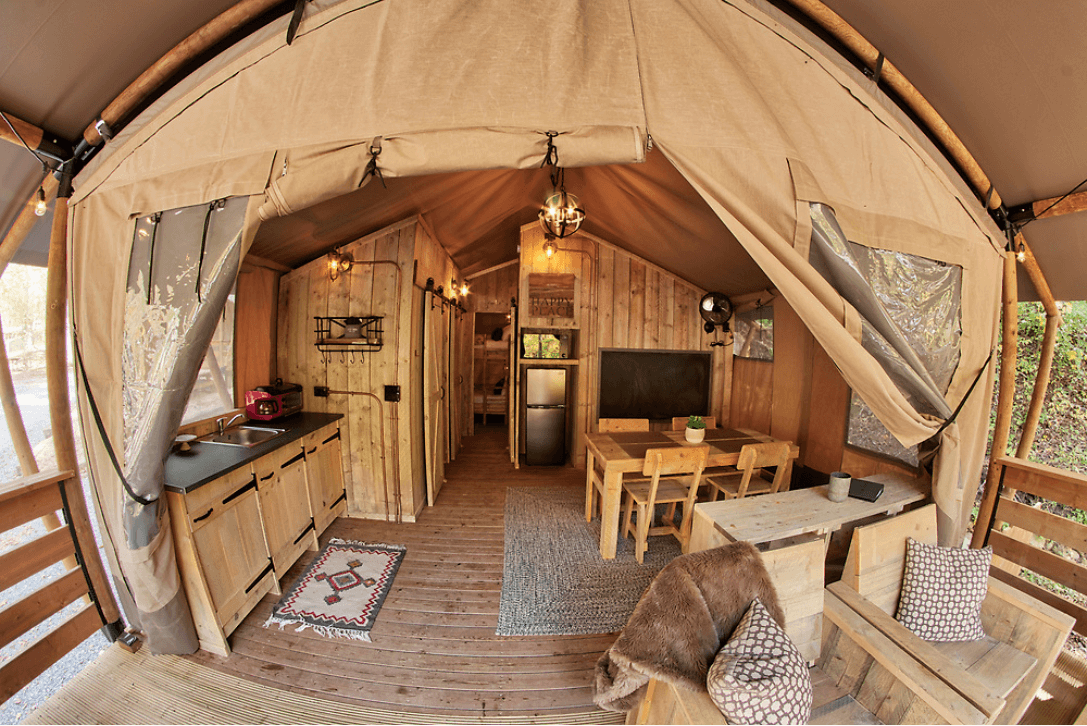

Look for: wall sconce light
[538,132,585,239]
[34,187,47,217]
[543,240,557,258]
[452,279,469,297]
[327,249,354,281]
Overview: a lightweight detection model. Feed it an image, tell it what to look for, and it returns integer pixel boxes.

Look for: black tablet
[848,478,884,502]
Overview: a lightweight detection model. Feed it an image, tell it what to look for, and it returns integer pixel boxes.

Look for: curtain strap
[932,346,996,441]
[73,332,155,506]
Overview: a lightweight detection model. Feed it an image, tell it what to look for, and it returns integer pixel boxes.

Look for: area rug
[265,538,405,642]
[497,486,681,636]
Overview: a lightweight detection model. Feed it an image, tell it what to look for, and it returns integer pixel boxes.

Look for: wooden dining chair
[621,446,709,563]
[703,441,790,501]
[670,416,716,431]
[586,418,651,522]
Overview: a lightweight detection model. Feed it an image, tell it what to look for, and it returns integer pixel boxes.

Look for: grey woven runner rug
[496,485,680,636]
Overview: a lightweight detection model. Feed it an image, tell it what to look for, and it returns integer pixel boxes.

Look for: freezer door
[526,407,566,465]
[525,368,566,407]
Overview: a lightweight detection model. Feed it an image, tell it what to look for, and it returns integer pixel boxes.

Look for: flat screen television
[598,348,711,421]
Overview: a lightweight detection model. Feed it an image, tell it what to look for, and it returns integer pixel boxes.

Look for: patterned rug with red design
[264,538,406,642]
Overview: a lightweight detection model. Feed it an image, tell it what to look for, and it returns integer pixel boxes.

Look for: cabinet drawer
[184,465,254,523]
[253,441,305,481]
[302,424,340,456]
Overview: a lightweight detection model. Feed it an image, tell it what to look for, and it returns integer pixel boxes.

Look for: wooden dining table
[583,428,799,559]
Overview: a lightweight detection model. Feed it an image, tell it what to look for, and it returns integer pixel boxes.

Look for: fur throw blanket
[592,541,785,712]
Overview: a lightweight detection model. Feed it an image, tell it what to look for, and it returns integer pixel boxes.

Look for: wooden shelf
[519,359,579,366]
[313,316,383,355]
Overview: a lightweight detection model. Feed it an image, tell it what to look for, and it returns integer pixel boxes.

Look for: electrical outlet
[314,386,330,398]
[384,385,401,402]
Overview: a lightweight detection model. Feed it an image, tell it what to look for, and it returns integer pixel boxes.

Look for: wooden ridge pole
[971,249,1018,549]
[81,0,285,146]
[45,174,121,626]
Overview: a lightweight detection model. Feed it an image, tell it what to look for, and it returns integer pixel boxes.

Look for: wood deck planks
[186,426,620,720]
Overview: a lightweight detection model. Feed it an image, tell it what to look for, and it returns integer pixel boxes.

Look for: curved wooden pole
[0,174,59,277]
[971,250,1018,549]
[46,182,121,625]
[783,0,1001,210]
[82,0,285,146]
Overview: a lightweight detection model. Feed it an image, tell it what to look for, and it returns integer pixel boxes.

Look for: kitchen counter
[164,411,343,494]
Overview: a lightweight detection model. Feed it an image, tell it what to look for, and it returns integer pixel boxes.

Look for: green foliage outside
[988,300,1087,474]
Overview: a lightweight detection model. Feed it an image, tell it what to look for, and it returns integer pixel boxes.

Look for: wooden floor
[32,426,623,724]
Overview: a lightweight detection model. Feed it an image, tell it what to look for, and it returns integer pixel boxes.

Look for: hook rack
[314,316,384,363]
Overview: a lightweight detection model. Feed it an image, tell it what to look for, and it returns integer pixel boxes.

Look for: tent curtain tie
[194,199,226,302]
[361,139,385,188]
[286,0,308,46]
[931,345,996,442]
[145,212,161,305]
[73,331,155,507]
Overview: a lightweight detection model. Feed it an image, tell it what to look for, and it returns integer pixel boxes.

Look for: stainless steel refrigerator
[525,367,566,465]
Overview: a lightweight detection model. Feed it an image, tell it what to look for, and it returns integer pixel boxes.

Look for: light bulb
[1016,247,1026,262]
[34,188,47,217]
[460,283,469,296]
[544,240,557,258]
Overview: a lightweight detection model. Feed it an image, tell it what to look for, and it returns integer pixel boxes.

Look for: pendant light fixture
[538,132,585,239]
[34,186,47,217]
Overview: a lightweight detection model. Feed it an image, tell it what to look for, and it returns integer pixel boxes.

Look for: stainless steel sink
[202,425,285,448]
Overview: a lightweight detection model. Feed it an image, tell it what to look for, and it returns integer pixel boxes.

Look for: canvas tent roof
[0,0,1066,654]
[1,0,1085,301]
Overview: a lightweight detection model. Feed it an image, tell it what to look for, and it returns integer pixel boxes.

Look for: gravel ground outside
[0,368,116,725]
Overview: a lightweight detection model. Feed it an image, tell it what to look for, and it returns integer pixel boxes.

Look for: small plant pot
[685,427,705,444]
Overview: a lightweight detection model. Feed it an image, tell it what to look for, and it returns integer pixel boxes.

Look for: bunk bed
[474,339,509,423]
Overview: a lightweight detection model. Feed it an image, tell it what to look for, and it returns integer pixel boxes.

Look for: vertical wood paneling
[628,261,645,349]
[731,358,773,434]
[771,298,813,447]
[611,255,629,346]
[804,342,850,474]
[278,218,428,523]
[659,277,674,349]
[235,265,279,402]
[596,246,614,350]
[644,269,659,348]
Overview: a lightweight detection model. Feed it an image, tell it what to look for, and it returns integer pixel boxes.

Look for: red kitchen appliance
[245,379,303,420]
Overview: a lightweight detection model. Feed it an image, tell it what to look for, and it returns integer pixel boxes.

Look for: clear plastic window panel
[808,203,962,466]
[733,305,774,360]
[181,288,235,424]
[123,198,247,463]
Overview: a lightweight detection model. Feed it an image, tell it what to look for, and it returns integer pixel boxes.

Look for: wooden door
[423,297,448,505]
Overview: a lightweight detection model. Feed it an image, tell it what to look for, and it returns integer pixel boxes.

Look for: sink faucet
[217,413,247,435]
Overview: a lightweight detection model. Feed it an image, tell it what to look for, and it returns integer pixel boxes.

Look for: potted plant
[685,415,706,444]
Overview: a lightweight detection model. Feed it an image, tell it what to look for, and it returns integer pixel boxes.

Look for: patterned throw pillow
[706,598,812,725]
[895,537,992,641]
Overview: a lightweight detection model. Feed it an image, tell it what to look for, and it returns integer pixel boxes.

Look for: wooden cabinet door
[190,479,273,632]
[304,426,346,534]
[258,448,317,574]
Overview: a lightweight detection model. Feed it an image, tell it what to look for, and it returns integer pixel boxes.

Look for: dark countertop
[164,411,343,494]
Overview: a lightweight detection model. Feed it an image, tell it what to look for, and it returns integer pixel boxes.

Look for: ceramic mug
[828,471,851,502]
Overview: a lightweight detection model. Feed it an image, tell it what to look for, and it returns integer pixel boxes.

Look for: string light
[34,187,47,217]
[544,240,557,258]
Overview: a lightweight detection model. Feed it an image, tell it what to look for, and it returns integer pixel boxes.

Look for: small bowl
[174,434,197,452]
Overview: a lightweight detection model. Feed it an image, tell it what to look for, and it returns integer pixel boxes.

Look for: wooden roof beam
[0,109,71,164]
[1007,188,1087,224]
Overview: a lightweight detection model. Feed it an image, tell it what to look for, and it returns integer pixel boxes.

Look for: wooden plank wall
[518,224,718,467]
[234,264,279,404]
[277,217,458,523]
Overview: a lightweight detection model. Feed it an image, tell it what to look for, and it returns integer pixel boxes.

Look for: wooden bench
[838,503,1075,724]
[631,537,997,724]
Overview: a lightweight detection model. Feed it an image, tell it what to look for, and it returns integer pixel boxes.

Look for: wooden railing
[979,456,1087,637]
[0,469,120,703]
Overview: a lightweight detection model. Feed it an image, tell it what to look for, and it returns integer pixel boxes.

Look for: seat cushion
[706,598,812,724]
[895,537,992,642]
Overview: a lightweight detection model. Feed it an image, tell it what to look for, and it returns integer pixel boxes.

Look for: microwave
[245,380,303,420]
[521,331,573,359]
